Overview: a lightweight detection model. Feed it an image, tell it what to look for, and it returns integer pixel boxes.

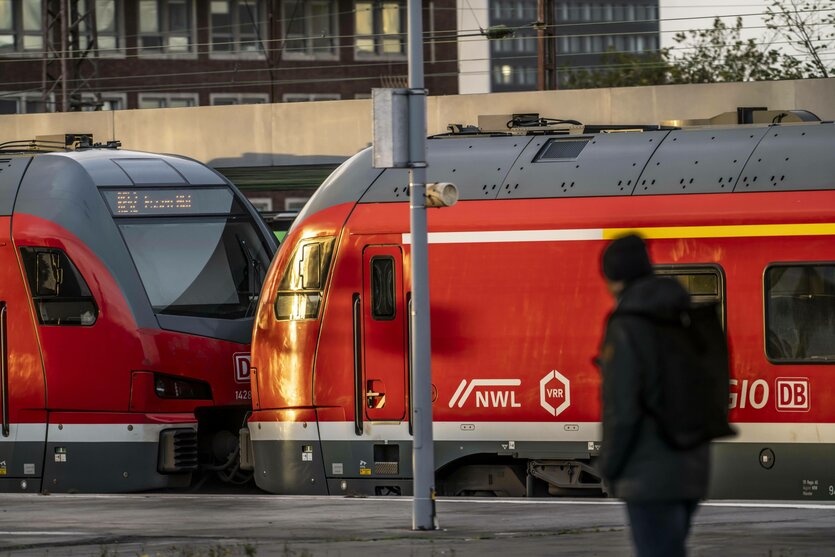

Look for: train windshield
[106,188,271,319]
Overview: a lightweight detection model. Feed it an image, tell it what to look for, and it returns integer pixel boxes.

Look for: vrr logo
[540,370,570,417]
[234,353,252,383]
[776,378,810,412]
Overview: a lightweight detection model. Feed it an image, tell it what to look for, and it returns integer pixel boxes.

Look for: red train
[246,112,835,499]
[0,141,276,492]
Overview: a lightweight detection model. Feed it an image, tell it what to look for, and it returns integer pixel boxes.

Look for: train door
[361,245,407,422]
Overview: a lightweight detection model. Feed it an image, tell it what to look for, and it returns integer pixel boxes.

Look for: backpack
[630,303,737,450]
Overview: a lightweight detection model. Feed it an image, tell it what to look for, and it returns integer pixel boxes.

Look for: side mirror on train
[425,182,459,208]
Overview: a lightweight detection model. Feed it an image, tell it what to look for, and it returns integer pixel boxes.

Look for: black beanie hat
[601,233,653,282]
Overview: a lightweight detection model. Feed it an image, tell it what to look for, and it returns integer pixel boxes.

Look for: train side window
[765,264,835,363]
[19,248,98,326]
[275,237,335,321]
[370,256,395,320]
[654,265,725,329]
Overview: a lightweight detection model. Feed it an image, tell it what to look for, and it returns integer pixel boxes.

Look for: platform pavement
[0,494,833,556]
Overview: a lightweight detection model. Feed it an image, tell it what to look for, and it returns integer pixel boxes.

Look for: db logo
[776,378,810,412]
[540,370,570,417]
[234,353,252,384]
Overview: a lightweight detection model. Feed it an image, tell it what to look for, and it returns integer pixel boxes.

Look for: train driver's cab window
[20,247,98,326]
[654,265,725,329]
[765,264,835,362]
[274,237,335,321]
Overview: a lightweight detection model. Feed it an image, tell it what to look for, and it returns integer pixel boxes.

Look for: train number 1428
[236,390,252,400]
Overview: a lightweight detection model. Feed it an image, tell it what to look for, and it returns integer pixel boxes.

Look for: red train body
[247,118,835,499]
[0,146,275,492]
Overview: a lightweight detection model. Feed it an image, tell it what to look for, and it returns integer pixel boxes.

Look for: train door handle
[366,380,386,409]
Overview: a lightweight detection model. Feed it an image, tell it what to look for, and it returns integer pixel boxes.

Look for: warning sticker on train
[540,370,571,417]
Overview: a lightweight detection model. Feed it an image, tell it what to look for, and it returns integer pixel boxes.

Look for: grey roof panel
[165,156,227,185]
[54,149,225,187]
[360,136,531,202]
[113,158,187,185]
[500,131,668,199]
[75,155,133,186]
[0,157,31,216]
[636,127,768,195]
[736,123,835,192]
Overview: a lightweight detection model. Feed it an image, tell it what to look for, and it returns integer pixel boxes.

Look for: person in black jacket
[597,233,710,557]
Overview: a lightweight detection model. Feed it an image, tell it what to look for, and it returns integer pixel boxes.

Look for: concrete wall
[2,78,833,168]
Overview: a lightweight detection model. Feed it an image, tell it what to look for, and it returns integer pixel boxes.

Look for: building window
[494,64,512,84]
[354,0,405,57]
[138,0,194,55]
[80,93,126,111]
[138,93,198,108]
[0,0,42,52]
[247,197,273,212]
[282,0,337,58]
[0,91,50,113]
[94,0,122,53]
[281,93,339,102]
[519,66,536,86]
[211,0,264,55]
[284,197,310,211]
[70,0,124,54]
[765,264,835,362]
[210,93,268,105]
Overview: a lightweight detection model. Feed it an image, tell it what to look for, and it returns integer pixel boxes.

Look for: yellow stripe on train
[604,223,835,240]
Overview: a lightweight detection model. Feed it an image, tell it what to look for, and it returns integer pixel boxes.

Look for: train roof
[297,119,835,225]
[7,147,226,187]
[0,145,232,217]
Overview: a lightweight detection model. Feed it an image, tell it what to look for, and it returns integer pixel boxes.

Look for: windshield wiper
[236,235,263,317]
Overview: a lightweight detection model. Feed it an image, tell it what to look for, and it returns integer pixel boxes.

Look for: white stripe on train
[402,229,604,245]
[0,423,196,443]
[249,421,835,444]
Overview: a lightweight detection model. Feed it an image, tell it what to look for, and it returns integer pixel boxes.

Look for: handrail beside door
[1,303,9,437]
[352,293,363,436]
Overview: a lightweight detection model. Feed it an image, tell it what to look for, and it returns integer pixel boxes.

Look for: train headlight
[425,182,459,208]
[153,373,212,400]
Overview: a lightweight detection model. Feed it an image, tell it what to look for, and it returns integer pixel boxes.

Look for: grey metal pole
[407,0,437,531]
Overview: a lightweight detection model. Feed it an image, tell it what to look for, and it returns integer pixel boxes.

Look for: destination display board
[102,188,235,216]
